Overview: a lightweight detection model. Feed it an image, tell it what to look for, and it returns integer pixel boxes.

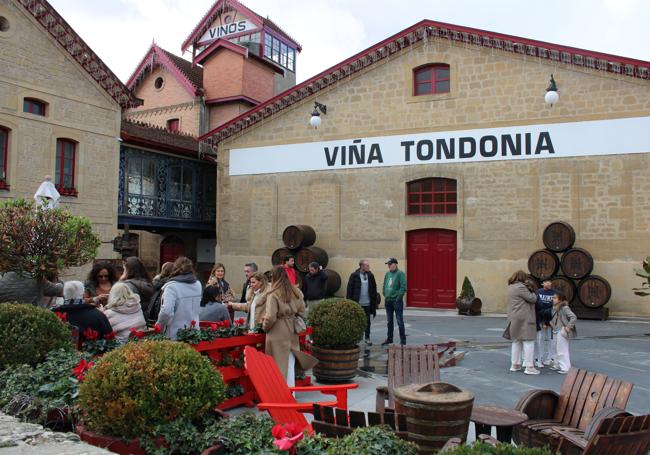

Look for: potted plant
[456,277,482,316]
[308,298,367,382]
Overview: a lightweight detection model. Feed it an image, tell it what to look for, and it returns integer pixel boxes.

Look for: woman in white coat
[156,256,202,340]
[103,282,147,342]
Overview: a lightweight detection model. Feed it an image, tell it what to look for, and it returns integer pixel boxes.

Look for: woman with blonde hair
[228,272,270,329]
[263,265,317,386]
[156,256,202,340]
[503,270,540,375]
[103,282,147,342]
[200,262,234,322]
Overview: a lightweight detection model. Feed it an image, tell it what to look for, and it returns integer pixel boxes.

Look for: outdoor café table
[470,405,528,443]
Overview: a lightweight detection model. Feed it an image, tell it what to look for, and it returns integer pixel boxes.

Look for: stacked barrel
[271,225,341,296]
[527,221,611,320]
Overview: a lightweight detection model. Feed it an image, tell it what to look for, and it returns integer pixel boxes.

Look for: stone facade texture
[215,37,650,317]
[0,0,121,272]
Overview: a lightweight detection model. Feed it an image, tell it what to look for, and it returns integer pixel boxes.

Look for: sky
[47,0,650,84]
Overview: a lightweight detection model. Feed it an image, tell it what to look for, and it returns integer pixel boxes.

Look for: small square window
[23,98,46,116]
[407,177,457,216]
[413,64,451,96]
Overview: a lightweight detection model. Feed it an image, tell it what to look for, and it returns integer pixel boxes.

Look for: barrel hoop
[407,432,467,442]
[396,400,473,411]
[405,417,468,426]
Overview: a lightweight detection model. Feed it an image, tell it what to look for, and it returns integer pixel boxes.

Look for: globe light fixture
[309,102,327,129]
[545,74,559,106]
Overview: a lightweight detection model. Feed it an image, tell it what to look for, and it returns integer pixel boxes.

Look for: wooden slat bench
[513,368,633,453]
[312,404,408,440]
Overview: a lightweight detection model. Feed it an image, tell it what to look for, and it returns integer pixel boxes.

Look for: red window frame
[23,98,47,116]
[167,118,180,132]
[413,64,450,96]
[407,178,457,215]
[55,139,77,196]
[0,127,9,190]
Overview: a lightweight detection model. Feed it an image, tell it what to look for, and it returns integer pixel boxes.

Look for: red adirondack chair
[243,346,358,430]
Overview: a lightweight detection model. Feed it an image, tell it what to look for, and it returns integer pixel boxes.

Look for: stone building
[0,0,140,263]
[201,20,650,317]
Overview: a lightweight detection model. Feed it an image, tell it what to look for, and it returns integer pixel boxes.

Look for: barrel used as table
[551,275,577,304]
[282,225,316,249]
[394,382,474,454]
[577,275,611,308]
[323,269,341,296]
[470,405,528,443]
[561,248,594,280]
[542,221,576,252]
[528,249,560,280]
[295,246,329,272]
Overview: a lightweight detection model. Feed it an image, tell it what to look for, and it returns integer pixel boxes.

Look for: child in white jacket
[103,283,147,342]
[550,291,577,374]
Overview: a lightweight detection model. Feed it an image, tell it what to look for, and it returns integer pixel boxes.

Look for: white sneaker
[524,367,541,375]
[543,360,553,366]
[509,364,522,372]
[535,361,544,369]
[549,363,560,371]
[558,369,569,374]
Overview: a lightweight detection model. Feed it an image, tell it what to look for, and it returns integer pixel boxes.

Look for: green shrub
[0,303,73,369]
[0,348,89,424]
[202,413,279,454]
[441,441,552,454]
[460,276,475,298]
[78,340,226,439]
[0,199,100,280]
[307,298,366,348]
[333,425,418,454]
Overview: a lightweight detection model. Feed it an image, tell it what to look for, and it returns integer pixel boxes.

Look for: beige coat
[230,283,270,326]
[503,282,538,341]
[263,288,317,381]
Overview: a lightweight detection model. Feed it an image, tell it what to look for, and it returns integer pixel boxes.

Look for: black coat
[54,303,112,339]
[346,269,378,312]
[240,280,250,303]
[302,270,328,300]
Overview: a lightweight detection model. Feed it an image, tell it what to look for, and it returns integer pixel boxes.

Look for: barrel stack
[270,225,341,296]
[528,221,611,320]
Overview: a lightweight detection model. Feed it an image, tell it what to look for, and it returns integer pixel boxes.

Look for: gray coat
[503,282,538,341]
[551,304,578,338]
[156,276,202,340]
[0,272,63,306]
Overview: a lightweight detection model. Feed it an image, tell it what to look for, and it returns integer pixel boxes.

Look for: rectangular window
[280,42,288,68]
[127,157,156,197]
[23,98,46,116]
[414,64,451,96]
[55,139,77,196]
[264,33,272,58]
[407,178,456,215]
[272,37,280,63]
[287,48,295,72]
[166,118,180,132]
[0,127,8,189]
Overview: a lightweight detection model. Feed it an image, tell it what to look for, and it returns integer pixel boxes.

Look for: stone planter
[456,297,482,316]
[312,345,360,382]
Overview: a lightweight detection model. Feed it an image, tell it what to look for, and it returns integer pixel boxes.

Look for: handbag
[294,315,307,334]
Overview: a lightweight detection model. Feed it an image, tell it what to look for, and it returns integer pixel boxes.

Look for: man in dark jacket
[240,262,258,304]
[302,262,328,312]
[346,259,377,345]
[54,281,112,340]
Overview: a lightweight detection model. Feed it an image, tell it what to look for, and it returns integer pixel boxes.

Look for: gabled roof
[182,0,301,53]
[126,43,203,97]
[16,0,141,108]
[200,19,650,147]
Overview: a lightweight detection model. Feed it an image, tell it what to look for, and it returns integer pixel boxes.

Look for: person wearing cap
[382,258,407,346]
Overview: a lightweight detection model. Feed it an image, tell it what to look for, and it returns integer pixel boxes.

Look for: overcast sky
[48,0,650,84]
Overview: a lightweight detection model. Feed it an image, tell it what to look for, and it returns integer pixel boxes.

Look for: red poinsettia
[222,319,231,328]
[153,323,162,334]
[54,311,67,323]
[235,317,246,325]
[190,320,197,327]
[305,326,313,335]
[103,331,116,341]
[210,323,218,331]
[73,358,95,382]
[83,328,99,341]
[272,423,304,453]
[129,327,146,339]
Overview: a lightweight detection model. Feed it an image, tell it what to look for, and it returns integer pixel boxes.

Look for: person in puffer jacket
[102,282,147,342]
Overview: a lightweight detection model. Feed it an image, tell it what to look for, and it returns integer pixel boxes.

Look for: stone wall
[214,36,650,316]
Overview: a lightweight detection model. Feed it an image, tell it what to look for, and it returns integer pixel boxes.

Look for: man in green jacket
[382,258,407,346]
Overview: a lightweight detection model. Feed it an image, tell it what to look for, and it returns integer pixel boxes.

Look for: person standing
[282,255,298,286]
[145,262,174,323]
[535,279,555,368]
[347,259,378,345]
[550,291,577,374]
[120,257,154,306]
[302,262,328,312]
[156,257,202,340]
[382,258,407,346]
[240,262,258,304]
[503,271,540,375]
[200,263,233,322]
[229,272,270,329]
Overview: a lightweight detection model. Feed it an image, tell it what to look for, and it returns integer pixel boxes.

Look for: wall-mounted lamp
[545,74,559,106]
[309,102,327,129]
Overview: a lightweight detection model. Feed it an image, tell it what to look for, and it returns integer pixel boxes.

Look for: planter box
[76,425,167,455]
[192,333,266,352]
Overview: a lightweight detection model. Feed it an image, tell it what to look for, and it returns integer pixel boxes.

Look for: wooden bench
[555,413,650,455]
[312,404,408,439]
[513,368,633,452]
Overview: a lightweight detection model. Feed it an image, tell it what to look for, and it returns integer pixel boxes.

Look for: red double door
[406,229,457,309]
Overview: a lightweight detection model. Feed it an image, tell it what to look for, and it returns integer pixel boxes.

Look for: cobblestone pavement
[0,413,110,455]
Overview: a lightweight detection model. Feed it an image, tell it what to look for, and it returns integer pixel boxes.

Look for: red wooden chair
[243,346,358,430]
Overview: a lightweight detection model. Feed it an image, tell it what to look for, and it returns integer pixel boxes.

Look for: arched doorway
[159,236,185,268]
[406,229,457,309]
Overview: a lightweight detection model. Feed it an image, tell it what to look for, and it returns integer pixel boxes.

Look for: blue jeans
[385,298,406,344]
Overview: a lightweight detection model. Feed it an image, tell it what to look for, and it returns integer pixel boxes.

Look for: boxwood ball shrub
[0,303,73,369]
[78,340,226,439]
[308,298,367,349]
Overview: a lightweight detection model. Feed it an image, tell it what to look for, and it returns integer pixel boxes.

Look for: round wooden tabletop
[470,405,528,427]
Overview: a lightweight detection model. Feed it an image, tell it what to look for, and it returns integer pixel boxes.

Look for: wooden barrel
[577,275,611,308]
[323,269,341,296]
[543,221,576,252]
[561,248,594,279]
[295,246,329,273]
[528,249,559,280]
[551,276,577,304]
[394,382,474,454]
[312,345,360,382]
[271,247,295,266]
[282,225,316,249]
